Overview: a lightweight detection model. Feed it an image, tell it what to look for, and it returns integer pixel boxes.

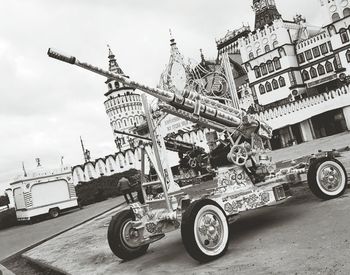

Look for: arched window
[124,119,127,127]
[267,60,274,73]
[256,49,262,56]
[325,61,334,72]
[118,121,121,128]
[340,28,349,43]
[302,70,310,81]
[259,84,266,95]
[254,66,261,78]
[278,48,286,57]
[344,8,350,17]
[265,82,272,92]
[272,79,279,89]
[114,82,119,89]
[273,58,281,70]
[328,25,337,36]
[264,45,270,53]
[249,52,254,60]
[279,76,286,87]
[310,67,317,78]
[332,13,341,22]
[108,83,112,90]
[135,117,139,124]
[317,64,326,76]
[260,63,268,75]
[346,50,350,63]
[272,41,278,49]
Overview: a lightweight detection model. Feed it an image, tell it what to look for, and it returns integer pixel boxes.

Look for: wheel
[181,200,229,262]
[307,159,348,200]
[227,145,248,166]
[49,208,60,218]
[107,209,149,260]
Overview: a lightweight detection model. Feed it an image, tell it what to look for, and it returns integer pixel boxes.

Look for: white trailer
[10,166,78,221]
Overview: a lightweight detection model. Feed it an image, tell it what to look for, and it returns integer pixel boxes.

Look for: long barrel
[47,48,244,129]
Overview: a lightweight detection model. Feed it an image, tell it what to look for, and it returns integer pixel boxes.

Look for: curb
[0,264,15,275]
[0,200,126,265]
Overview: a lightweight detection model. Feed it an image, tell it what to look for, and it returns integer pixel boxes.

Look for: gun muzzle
[47,48,76,65]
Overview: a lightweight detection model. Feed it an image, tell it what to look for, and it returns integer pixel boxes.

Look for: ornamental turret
[104,46,144,150]
[252,0,282,30]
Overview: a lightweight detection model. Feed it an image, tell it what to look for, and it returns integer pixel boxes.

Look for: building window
[302,70,310,81]
[259,84,266,95]
[272,79,279,89]
[267,60,274,73]
[340,28,349,43]
[317,64,326,76]
[264,45,270,53]
[254,66,261,78]
[297,53,305,64]
[332,13,341,22]
[108,83,112,90]
[325,61,334,72]
[249,52,254,60]
[272,41,278,48]
[273,58,281,70]
[312,47,321,58]
[346,50,350,63]
[266,82,272,92]
[310,67,317,78]
[344,8,350,17]
[256,49,262,56]
[279,76,286,87]
[261,63,268,75]
[320,43,328,55]
[305,50,313,60]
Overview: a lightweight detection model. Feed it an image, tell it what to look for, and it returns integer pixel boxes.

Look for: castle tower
[252,0,282,30]
[319,0,350,24]
[104,46,144,150]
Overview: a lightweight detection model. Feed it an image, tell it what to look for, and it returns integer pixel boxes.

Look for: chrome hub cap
[197,211,224,251]
[318,164,342,192]
[122,220,140,248]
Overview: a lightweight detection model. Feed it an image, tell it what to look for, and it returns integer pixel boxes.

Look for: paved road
[0,196,125,261]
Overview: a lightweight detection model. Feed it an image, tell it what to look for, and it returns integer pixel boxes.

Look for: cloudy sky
[0,0,324,192]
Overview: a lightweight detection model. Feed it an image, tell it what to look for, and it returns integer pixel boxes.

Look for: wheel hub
[318,165,342,192]
[122,220,141,248]
[197,212,223,251]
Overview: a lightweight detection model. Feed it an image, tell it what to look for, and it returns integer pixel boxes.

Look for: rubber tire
[49,208,60,218]
[107,209,149,261]
[181,200,229,263]
[307,158,347,200]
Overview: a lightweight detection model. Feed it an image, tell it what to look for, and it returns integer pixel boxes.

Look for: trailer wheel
[49,208,60,218]
[108,209,149,260]
[307,159,347,200]
[181,200,229,262]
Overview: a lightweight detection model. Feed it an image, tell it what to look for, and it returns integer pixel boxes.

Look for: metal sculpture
[47,48,348,263]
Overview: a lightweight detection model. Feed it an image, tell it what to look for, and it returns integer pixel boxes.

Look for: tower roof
[253,0,282,30]
[107,45,125,75]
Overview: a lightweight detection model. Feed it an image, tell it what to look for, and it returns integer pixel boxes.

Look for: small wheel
[181,200,229,262]
[49,208,60,218]
[307,159,347,200]
[108,209,149,260]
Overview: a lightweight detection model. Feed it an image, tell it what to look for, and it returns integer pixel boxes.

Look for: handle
[47,48,76,64]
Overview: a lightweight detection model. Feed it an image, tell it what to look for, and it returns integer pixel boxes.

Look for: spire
[252,0,281,30]
[107,44,124,75]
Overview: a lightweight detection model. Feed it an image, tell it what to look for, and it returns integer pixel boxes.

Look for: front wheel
[181,200,229,262]
[107,209,149,260]
[307,159,348,200]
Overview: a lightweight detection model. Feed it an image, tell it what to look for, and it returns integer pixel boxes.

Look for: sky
[0,0,324,192]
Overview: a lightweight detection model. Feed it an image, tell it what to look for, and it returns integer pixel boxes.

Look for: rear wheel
[307,159,347,200]
[108,209,149,260]
[181,200,229,262]
[49,208,60,218]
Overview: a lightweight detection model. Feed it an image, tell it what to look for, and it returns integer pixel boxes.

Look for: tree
[0,194,10,209]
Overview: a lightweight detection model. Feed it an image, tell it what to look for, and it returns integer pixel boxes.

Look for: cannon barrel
[48,48,247,130]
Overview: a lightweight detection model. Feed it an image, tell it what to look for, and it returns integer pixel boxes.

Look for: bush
[0,208,17,230]
[75,169,141,206]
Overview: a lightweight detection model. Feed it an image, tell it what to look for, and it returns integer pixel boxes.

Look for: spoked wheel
[108,209,149,260]
[181,200,229,262]
[307,159,348,200]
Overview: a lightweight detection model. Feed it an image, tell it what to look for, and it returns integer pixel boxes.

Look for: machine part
[108,210,149,260]
[227,145,249,166]
[181,200,229,262]
[307,159,347,200]
[49,208,60,218]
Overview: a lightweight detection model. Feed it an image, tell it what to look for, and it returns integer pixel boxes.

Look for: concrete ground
[0,196,125,261]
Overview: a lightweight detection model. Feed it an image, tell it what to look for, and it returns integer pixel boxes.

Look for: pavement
[0,196,125,261]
